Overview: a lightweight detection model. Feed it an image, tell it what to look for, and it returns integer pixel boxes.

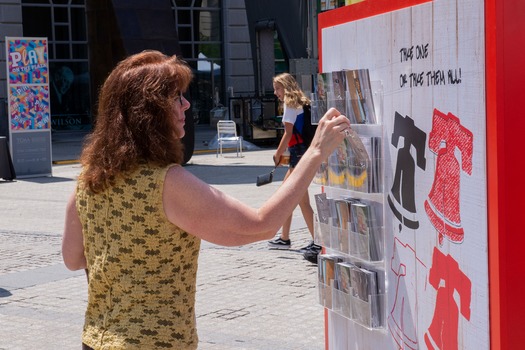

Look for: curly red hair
[79,50,193,193]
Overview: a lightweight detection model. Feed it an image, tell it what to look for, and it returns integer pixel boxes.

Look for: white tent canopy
[197,52,220,72]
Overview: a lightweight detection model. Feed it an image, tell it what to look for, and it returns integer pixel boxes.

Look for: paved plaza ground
[0,128,326,349]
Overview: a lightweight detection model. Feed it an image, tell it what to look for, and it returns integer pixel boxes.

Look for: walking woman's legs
[279,167,294,241]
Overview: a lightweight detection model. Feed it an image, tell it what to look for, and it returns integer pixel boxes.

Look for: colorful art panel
[7,38,49,85]
[9,85,51,130]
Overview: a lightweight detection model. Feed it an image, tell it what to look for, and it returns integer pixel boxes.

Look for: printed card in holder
[345,128,370,168]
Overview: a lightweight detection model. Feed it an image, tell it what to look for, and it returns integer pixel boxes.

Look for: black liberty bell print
[388,112,427,230]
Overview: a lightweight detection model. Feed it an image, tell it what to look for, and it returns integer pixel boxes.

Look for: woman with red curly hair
[62,50,350,349]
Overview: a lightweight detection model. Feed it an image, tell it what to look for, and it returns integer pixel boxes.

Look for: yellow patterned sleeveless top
[76,163,201,349]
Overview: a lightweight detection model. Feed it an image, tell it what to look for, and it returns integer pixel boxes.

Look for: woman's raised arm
[163,108,350,246]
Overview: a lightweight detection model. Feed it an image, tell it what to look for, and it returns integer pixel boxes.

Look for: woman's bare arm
[163,109,349,246]
[62,191,87,270]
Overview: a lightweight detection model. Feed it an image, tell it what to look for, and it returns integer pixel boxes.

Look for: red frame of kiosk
[318,1,525,349]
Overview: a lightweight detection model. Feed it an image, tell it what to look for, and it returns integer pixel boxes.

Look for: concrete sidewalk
[0,134,326,349]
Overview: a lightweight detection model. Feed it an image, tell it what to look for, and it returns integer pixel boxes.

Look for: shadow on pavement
[0,288,12,298]
[11,176,74,184]
[184,164,287,185]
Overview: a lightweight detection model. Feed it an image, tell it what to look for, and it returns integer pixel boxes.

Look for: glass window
[179,26,192,41]
[199,43,221,59]
[72,44,88,59]
[53,6,68,23]
[22,7,53,39]
[198,11,221,41]
[71,8,87,41]
[55,24,70,41]
[54,43,70,59]
[177,10,191,24]
[274,32,288,74]
[21,0,49,4]
[172,1,223,124]
[174,0,194,7]
[204,0,220,7]
[49,61,91,130]
[180,44,193,61]
[22,0,91,131]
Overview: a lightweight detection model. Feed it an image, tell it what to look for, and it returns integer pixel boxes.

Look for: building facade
[1,0,315,131]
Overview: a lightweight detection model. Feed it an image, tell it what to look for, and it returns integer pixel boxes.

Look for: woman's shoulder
[284,103,303,113]
[123,163,182,187]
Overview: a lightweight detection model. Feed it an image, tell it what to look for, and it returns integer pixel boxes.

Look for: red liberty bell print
[424,247,472,350]
[424,109,473,244]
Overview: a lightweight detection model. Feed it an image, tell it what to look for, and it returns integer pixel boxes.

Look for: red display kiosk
[316,0,525,349]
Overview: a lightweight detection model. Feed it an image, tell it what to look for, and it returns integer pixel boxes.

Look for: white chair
[216,120,243,157]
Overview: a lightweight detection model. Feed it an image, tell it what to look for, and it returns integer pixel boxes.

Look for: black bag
[256,166,277,186]
[0,137,16,181]
[294,104,317,148]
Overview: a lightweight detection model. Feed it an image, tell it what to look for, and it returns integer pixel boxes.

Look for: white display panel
[320,0,488,349]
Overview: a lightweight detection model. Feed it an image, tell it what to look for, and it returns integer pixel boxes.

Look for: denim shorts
[289,143,306,168]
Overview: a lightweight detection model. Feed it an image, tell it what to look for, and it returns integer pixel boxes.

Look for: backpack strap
[292,125,303,145]
[291,105,306,145]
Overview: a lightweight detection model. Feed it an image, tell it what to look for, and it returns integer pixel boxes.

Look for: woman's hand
[273,154,281,167]
[309,108,351,159]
